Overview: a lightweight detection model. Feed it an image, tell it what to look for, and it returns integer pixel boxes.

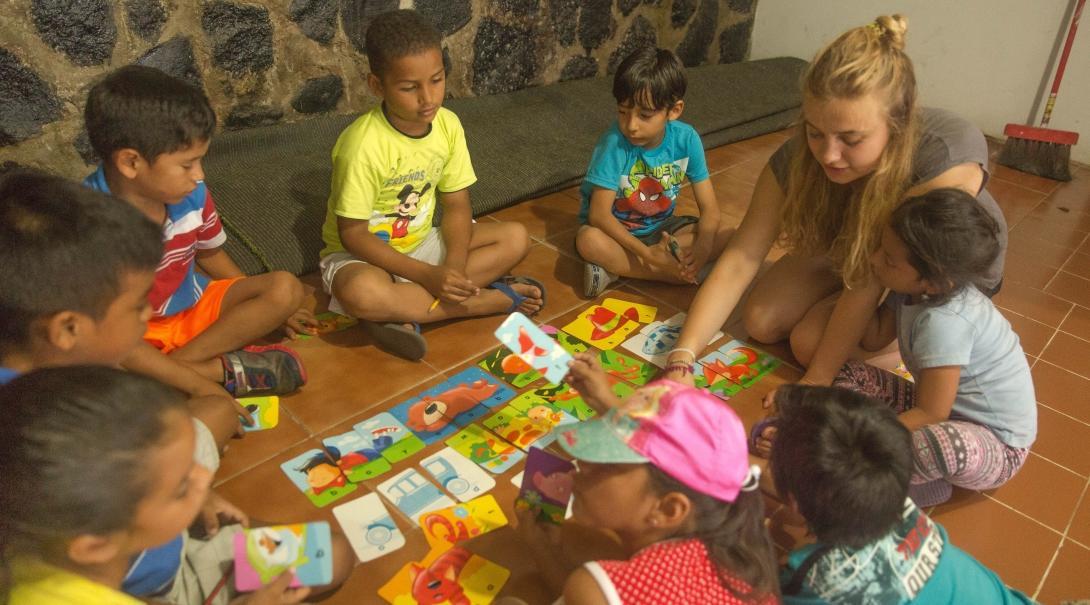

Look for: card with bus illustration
[332,493,405,563]
[376,468,455,527]
[233,522,333,591]
[420,447,496,503]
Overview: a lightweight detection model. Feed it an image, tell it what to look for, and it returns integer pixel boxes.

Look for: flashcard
[510,471,524,487]
[442,366,516,409]
[352,412,426,463]
[694,370,739,400]
[421,447,496,502]
[495,312,573,385]
[322,430,393,482]
[516,448,575,524]
[280,449,359,507]
[477,346,543,388]
[390,373,506,445]
[602,297,657,323]
[623,312,724,368]
[239,396,279,432]
[332,493,405,563]
[698,339,781,389]
[377,468,455,526]
[561,305,640,350]
[418,495,508,551]
[610,377,637,400]
[233,522,333,591]
[520,383,597,421]
[482,403,570,451]
[446,424,525,474]
[598,349,657,386]
[296,311,358,340]
[378,547,510,605]
[540,324,591,354]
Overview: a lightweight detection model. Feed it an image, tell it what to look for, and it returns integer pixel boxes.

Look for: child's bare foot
[489,276,546,316]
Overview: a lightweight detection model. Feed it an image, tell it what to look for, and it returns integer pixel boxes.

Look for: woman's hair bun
[872,14,908,51]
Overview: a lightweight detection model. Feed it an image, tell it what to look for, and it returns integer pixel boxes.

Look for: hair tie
[867,22,883,34]
[741,464,762,492]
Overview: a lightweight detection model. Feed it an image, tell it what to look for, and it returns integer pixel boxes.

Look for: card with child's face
[233,522,333,591]
[279,449,359,507]
[321,430,393,483]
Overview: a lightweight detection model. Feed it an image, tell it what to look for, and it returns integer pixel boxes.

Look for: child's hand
[515,504,563,554]
[423,265,478,303]
[566,353,620,413]
[644,243,684,276]
[283,307,318,339]
[231,571,310,604]
[191,381,252,429]
[752,420,777,458]
[663,363,697,386]
[200,491,249,536]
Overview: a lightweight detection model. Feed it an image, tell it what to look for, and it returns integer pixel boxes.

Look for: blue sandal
[489,275,547,316]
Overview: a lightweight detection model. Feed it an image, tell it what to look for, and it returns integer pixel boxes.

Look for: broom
[998,0,1083,181]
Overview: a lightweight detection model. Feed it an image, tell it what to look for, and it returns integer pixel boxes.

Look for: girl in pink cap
[513,358,779,605]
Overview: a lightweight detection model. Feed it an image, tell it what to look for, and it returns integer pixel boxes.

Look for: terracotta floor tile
[1033,405,1090,477]
[705,143,753,173]
[1060,305,1090,341]
[928,495,1060,595]
[989,177,1047,227]
[485,190,581,244]
[993,281,1074,327]
[1062,251,1090,281]
[988,161,1063,195]
[419,313,507,372]
[1006,230,1078,268]
[1003,253,1061,290]
[1035,540,1090,605]
[715,157,766,185]
[1046,271,1090,308]
[1000,308,1055,357]
[1040,333,1090,380]
[1024,203,1090,236]
[1042,168,1090,214]
[214,410,310,485]
[985,454,1085,532]
[1066,487,1090,548]
[1033,360,1090,424]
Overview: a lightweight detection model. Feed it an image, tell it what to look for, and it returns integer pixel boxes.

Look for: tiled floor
[214,131,1090,603]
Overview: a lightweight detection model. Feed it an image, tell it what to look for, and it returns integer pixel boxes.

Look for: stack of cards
[515,448,575,524]
[621,311,724,368]
[234,522,333,591]
[695,339,781,398]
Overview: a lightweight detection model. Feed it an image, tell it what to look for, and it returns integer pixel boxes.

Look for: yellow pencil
[427,298,440,313]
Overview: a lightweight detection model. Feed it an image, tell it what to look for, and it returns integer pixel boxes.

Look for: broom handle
[1042,0,1085,126]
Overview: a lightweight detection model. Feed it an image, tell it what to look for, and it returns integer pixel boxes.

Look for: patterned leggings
[833,361,1029,490]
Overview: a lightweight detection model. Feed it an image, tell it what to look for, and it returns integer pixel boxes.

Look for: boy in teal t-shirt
[769,385,1034,604]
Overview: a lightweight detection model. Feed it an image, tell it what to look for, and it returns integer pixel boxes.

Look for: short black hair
[613,47,687,110]
[85,65,216,163]
[890,187,1001,302]
[0,170,162,355]
[770,385,912,548]
[365,10,442,78]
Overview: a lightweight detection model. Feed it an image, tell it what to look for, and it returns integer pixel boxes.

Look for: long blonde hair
[780,15,919,288]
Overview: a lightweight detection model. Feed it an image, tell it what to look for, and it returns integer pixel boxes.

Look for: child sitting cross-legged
[83,65,314,403]
[513,357,780,604]
[318,9,544,361]
[0,367,354,605]
[768,384,1033,604]
[577,47,732,298]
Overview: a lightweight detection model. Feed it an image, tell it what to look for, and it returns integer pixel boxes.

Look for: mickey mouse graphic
[388,182,431,239]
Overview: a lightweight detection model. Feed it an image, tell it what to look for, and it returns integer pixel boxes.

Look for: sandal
[362,320,427,361]
[748,416,779,455]
[489,275,547,316]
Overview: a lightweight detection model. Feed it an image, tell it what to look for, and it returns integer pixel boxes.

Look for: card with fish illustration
[698,339,781,389]
[234,522,333,591]
[279,449,359,507]
[518,383,597,421]
[295,311,358,340]
[598,349,657,386]
[601,297,657,323]
[418,495,508,551]
[516,447,575,524]
[441,366,516,410]
[477,345,543,388]
[376,468,455,527]
[332,493,405,563]
[352,412,426,463]
[540,324,591,355]
[445,424,525,474]
[421,447,496,503]
[560,305,640,350]
[494,312,573,385]
[377,546,510,605]
[321,430,393,483]
[239,396,279,432]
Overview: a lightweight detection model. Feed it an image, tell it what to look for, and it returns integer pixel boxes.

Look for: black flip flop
[363,320,427,361]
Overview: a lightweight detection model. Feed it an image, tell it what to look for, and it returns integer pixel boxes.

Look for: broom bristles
[998,134,1073,181]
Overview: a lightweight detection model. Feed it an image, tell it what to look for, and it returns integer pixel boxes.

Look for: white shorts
[319,228,446,316]
[192,418,220,474]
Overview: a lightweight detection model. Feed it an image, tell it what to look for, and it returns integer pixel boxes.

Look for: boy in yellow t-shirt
[319,9,544,361]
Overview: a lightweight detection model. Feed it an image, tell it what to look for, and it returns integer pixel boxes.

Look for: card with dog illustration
[351,412,426,464]
[601,298,657,323]
[332,493,405,563]
[390,375,501,445]
[279,449,359,507]
[561,305,640,350]
[698,339,781,389]
[516,448,575,524]
[321,431,393,483]
[376,468,455,527]
[440,366,517,410]
[495,312,573,385]
[233,522,333,591]
[445,425,525,474]
[377,546,510,605]
[239,396,279,432]
[421,447,496,503]
[540,324,591,355]
[477,345,543,388]
[518,383,597,421]
[598,349,657,386]
[418,495,508,551]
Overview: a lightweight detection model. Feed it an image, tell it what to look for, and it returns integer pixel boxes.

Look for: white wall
[751,0,1090,164]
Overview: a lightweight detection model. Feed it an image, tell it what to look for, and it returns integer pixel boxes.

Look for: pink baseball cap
[557,379,759,503]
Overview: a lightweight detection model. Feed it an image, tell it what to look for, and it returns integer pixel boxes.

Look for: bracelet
[664,362,694,375]
[667,347,697,362]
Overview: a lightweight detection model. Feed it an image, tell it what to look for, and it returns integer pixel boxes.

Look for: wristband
[667,347,697,362]
[664,362,694,376]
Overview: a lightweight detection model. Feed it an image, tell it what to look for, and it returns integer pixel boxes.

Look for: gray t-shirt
[768,107,1007,290]
[893,287,1036,448]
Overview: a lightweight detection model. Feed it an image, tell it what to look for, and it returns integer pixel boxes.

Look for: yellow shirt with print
[9,559,143,605]
[320,105,477,256]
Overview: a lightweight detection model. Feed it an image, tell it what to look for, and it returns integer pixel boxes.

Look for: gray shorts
[156,525,241,605]
[634,214,699,245]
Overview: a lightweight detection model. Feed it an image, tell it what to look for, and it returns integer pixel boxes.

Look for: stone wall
[0,0,757,179]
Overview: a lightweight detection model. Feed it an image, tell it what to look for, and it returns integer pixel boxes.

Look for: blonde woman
[665,15,1005,387]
